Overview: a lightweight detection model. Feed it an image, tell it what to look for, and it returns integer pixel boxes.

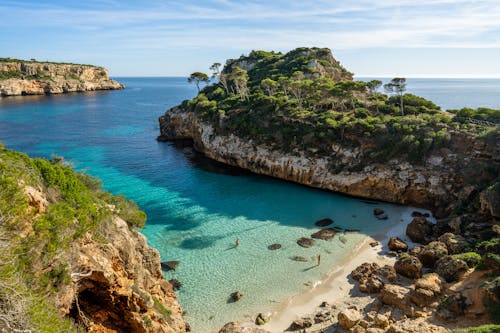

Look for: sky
[1,0,500,77]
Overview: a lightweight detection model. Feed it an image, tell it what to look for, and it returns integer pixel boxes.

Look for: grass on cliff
[0,57,97,67]
[0,143,146,332]
[182,47,499,165]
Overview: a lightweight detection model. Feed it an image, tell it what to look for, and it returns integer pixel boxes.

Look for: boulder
[418,241,448,268]
[409,245,424,257]
[337,308,361,329]
[314,310,331,323]
[438,233,470,254]
[168,278,182,290]
[255,313,269,326]
[267,243,281,250]
[406,217,433,244]
[351,263,396,294]
[374,208,385,216]
[410,273,444,307]
[311,228,337,240]
[161,260,179,271]
[394,254,422,279]
[411,211,430,218]
[374,314,389,328]
[360,276,384,294]
[230,291,242,302]
[435,255,468,282]
[287,317,313,330]
[296,237,315,248]
[380,284,411,309]
[388,237,408,252]
[315,218,334,227]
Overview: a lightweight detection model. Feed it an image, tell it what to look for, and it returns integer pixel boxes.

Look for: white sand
[253,206,429,332]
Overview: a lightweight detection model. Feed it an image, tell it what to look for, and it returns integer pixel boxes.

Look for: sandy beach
[242,206,429,333]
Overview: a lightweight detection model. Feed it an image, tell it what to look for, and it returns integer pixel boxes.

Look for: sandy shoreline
[244,206,429,332]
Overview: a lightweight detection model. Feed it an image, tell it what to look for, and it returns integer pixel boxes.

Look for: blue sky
[1,0,499,77]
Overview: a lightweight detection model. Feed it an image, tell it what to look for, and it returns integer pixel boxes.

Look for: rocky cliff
[0,60,123,96]
[0,148,186,332]
[159,106,498,213]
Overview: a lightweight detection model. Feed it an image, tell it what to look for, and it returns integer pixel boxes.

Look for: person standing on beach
[317,254,321,266]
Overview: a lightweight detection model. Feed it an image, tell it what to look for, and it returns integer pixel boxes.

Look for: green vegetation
[0,57,97,67]
[153,297,172,318]
[0,145,146,332]
[0,70,53,81]
[449,107,500,124]
[452,252,482,268]
[454,325,500,333]
[180,47,494,164]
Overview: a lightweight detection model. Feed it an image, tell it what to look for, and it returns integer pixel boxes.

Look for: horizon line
[111,75,500,79]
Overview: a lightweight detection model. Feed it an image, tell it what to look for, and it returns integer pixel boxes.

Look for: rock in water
[267,243,282,250]
[255,313,269,325]
[161,260,179,271]
[169,278,182,290]
[311,228,337,240]
[315,218,334,227]
[229,291,242,302]
[290,256,308,262]
[297,237,315,248]
[388,237,408,252]
[374,208,385,216]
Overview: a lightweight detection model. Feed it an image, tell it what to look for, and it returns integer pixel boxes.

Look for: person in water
[317,254,321,266]
[235,239,239,248]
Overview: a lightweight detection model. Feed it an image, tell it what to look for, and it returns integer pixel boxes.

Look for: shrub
[453,252,482,268]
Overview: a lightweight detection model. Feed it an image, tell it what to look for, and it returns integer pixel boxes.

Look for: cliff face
[159,106,498,212]
[61,216,186,333]
[0,61,123,96]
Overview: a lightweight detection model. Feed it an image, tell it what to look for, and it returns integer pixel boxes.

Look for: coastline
[236,206,426,332]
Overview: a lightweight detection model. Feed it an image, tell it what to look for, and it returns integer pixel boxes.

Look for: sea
[0,78,498,332]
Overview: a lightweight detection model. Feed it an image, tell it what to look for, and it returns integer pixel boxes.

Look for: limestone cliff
[0,60,123,96]
[159,106,498,213]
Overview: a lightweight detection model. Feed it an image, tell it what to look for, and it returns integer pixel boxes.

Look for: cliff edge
[0,58,124,96]
[0,146,186,332]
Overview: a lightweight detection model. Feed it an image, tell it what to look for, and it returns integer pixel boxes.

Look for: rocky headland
[0,58,123,96]
[0,147,186,332]
[158,47,500,332]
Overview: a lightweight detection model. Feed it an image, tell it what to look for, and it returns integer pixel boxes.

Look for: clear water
[0,78,498,332]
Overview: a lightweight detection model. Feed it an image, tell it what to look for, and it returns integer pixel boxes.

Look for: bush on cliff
[0,144,147,332]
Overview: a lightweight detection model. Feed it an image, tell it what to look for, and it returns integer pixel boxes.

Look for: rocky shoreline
[0,60,123,96]
[158,106,499,333]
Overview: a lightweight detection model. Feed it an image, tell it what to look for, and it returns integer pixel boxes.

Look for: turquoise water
[0,78,498,332]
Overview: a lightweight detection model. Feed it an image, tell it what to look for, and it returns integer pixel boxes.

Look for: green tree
[261,78,279,96]
[384,78,407,115]
[230,66,249,100]
[209,63,221,79]
[366,79,382,113]
[188,72,209,92]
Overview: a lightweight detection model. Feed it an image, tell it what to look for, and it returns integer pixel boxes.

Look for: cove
[0,77,460,332]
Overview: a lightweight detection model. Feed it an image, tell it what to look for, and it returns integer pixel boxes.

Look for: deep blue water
[0,77,498,332]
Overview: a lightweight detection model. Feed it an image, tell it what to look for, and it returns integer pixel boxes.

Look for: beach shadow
[302,265,319,272]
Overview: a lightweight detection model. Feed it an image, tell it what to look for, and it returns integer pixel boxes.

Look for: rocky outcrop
[158,107,498,210]
[58,216,186,332]
[0,61,123,96]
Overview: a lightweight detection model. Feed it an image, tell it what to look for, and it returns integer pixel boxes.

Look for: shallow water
[0,77,497,332]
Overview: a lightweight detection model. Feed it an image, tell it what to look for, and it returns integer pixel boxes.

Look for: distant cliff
[0,58,123,96]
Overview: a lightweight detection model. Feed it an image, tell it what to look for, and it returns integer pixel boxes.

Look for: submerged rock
[230,291,243,302]
[161,260,180,271]
[297,237,315,248]
[315,218,334,227]
[374,208,385,216]
[169,278,182,290]
[290,256,308,262]
[311,228,337,240]
[267,243,282,250]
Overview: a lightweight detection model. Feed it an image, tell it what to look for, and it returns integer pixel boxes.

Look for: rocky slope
[0,147,186,332]
[0,60,123,96]
[159,105,498,213]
